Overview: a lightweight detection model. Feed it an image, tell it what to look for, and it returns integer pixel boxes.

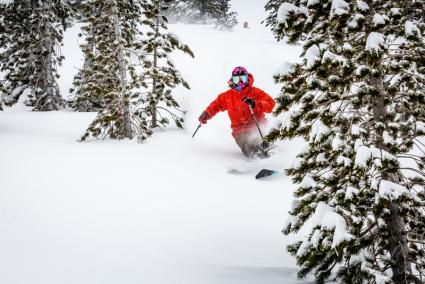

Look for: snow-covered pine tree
[137,0,194,130]
[166,0,237,29]
[266,0,425,283]
[208,0,238,30]
[0,0,69,111]
[264,0,285,40]
[191,0,206,21]
[0,2,5,111]
[76,0,193,141]
[67,0,84,20]
[77,0,141,141]
[69,1,101,112]
[165,0,200,24]
[197,0,238,29]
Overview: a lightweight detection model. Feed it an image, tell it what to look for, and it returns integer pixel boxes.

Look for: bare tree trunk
[370,66,412,283]
[150,0,160,128]
[111,0,133,139]
[34,0,61,111]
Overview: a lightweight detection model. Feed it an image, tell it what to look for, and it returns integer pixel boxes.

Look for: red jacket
[204,73,276,137]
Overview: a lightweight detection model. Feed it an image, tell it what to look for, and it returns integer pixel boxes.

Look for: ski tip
[255,169,279,180]
[227,169,242,174]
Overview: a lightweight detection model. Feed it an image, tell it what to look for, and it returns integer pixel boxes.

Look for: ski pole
[192,123,202,138]
[248,104,264,139]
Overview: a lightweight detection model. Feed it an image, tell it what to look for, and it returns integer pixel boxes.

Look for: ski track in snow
[0,14,313,284]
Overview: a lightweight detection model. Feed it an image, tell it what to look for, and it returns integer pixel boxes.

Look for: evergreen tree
[67,0,84,20]
[165,0,200,24]
[76,0,140,141]
[208,0,238,30]
[266,0,425,282]
[76,0,193,142]
[69,1,101,112]
[192,0,206,21]
[137,0,194,130]
[166,0,237,29]
[0,3,5,111]
[264,0,285,40]
[0,0,69,111]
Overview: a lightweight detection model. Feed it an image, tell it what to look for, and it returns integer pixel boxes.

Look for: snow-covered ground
[0,3,314,284]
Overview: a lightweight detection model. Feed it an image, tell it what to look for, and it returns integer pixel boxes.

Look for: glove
[244,97,256,109]
[198,111,209,124]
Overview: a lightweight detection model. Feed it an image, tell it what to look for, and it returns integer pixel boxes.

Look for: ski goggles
[232,75,248,84]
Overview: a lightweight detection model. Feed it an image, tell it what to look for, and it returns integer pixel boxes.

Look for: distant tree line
[165,0,238,30]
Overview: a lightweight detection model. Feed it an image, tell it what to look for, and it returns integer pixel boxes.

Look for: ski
[227,162,261,174]
[255,169,280,179]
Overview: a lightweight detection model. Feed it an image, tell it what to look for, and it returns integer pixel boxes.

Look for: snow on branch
[275,61,296,77]
[356,1,369,11]
[277,3,308,24]
[331,0,349,16]
[379,180,409,201]
[304,44,321,69]
[310,202,354,248]
[322,50,348,66]
[307,0,320,7]
[355,146,397,168]
[300,175,317,189]
[405,21,420,37]
[416,121,425,134]
[310,119,330,143]
[365,32,385,53]
[372,13,387,27]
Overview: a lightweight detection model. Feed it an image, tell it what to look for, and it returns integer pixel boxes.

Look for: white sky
[231,0,270,28]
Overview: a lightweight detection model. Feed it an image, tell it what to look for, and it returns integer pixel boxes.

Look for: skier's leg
[248,138,269,158]
[235,131,269,158]
[234,132,254,157]
[234,132,267,158]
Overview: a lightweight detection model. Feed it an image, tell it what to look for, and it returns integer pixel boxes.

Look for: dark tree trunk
[363,3,412,278]
[150,0,160,128]
[370,65,412,283]
[111,0,133,139]
[34,0,62,111]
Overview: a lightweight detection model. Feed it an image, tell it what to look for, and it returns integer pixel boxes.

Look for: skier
[198,66,276,158]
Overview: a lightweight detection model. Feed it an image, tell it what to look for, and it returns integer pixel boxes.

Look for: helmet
[232,66,248,77]
[230,66,249,91]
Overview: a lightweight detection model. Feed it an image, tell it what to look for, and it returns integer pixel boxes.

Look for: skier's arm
[205,93,227,118]
[255,89,276,113]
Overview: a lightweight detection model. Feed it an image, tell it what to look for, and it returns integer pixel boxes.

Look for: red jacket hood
[247,73,254,88]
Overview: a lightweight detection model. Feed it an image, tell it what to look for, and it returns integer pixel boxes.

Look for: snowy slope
[0,5,313,284]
